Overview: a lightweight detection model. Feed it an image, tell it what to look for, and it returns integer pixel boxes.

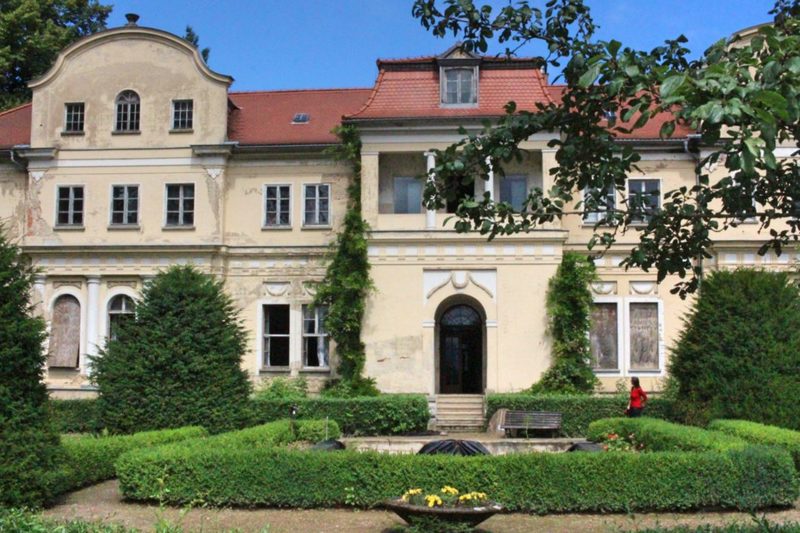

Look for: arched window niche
[107,294,136,341]
[48,294,81,368]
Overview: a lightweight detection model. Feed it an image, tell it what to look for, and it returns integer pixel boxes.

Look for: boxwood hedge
[49,399,102,434]
[54,426,206,495]
[486,394,676,437]
[709,419,800,469]
[117,443,797,512]
[587,417,748,452]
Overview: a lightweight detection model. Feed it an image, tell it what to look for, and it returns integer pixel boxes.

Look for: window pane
[266,305,290,334]
[629,303,659,370]
[111,212,123,224]
[590,303,618,370]
[304,337,320,367]
[500,176,527,211]
[394,177,422,214]
[266,337,290,366]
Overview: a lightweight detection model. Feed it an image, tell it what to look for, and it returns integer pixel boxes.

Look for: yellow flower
[440,486,459,495]
[425,494,443,507]
[401,488,423,502]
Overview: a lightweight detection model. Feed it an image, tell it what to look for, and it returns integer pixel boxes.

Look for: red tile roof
[0,103,31,149]
[227,88,371,145]
[347,61,554,120]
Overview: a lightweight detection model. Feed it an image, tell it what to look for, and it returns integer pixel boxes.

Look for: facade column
[33,275,46,314]
[541,149,560,229]
[361,151,380,227]
[84,276,101,374]
[425,151,437,229]
[485,156,495,201]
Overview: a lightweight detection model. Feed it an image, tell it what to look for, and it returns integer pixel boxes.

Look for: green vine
[530,252,599,394]
[314,125,378,396]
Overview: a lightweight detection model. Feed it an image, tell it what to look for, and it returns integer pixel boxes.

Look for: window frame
[262,184,293,229]
[107,294,136,341]
[55,185,85,228]
[63,102,85,134]
[303,183,331,227]
[262,304,291,369]
[171,99,194,131]
[627,177,662,226]
[109,184,140,227]
[302,304,330,369]
[440,66,479,107]
[163,183,195,228]
[589,295,664,377]
[114,90,141,133]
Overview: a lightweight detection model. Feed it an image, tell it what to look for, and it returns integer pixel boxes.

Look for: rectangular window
[56,186,84,226]
[263,305,290,367]
[442,68,476,105]
[110,185,139,225]
[499,175,528,211]
[590,302,619,370]
[303,184,330,226]
[172,99,193,130]
[302,305,329,368]
[628,179,660,224]
[584,185,617,223]
[264,185,291,227]
[64,103,85,133]
[165,184,194,227]
[628,302,660,371]
[393,177,422,214]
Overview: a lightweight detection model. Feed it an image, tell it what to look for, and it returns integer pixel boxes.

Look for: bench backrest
[503,410,562,429]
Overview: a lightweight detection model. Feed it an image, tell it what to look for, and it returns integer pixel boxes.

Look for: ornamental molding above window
[591,281,617,295]
[423,269,496,302]
[630,281,657,295]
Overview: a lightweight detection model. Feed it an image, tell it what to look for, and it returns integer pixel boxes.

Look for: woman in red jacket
[626,377,647,417]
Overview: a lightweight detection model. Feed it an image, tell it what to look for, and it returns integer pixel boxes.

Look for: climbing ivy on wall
[530,251,599,394]
[314,125,378,396]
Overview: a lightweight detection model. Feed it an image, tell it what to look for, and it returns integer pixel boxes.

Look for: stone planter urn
[384,499,503,529]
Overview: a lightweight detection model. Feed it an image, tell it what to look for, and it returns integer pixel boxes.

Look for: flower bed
[116,419,797,513]
[587,417,749,452]
[486,394,676,437]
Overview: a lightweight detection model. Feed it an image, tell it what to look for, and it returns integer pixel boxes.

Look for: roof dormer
[437,44,480,107]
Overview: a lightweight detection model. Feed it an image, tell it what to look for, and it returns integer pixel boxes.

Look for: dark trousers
[627,407,643,418]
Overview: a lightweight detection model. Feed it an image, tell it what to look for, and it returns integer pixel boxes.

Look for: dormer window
[441,67,477,106]
[292,113,309,124]
[115,90,140,132]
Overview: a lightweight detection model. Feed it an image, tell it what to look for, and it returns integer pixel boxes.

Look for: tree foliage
[530,251,598,394]
[314,125,379,396]
[183,25,210,63]
[412,0,800,297]
[669,269,800,429]
[92,266,252,434]
[0,228,62,507]
[0,0,111,110]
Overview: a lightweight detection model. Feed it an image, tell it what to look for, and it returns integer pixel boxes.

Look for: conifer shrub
[531,252,598,394]
[669,270,800,428]
[0,229,62,507]
[92,266,252,434]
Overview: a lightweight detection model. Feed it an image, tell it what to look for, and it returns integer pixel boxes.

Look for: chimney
[125,13,139,26]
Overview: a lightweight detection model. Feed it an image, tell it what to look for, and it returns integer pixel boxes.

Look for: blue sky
[107,0,775,92]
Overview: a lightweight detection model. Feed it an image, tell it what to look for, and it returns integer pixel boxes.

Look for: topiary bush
[709,419,800,469]
[531,252,598,394]
[486,393,677,437]
[49,398,102,433]
[587,417,748,452]
[0,229,62,508]
[248,394,429,436]
[669,270,800,428]
[91,266,252,434]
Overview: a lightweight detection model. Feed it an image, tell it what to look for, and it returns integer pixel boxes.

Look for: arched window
[440,304,481,327]
[108,294,135,340]
[115,90,140,132]
[48,295,81,368]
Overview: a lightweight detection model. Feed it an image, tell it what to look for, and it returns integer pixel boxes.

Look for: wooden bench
[500,410,562,438]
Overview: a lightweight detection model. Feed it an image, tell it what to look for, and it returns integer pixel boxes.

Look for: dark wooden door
[439,305,483,394]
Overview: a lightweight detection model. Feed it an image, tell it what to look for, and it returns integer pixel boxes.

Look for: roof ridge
[0,102,32,117]
[229,87,371,96]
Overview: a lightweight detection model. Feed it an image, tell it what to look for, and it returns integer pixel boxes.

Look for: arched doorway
[438,303,484,394]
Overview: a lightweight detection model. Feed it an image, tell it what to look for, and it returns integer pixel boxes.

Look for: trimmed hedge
[709,419,800,469]
[54,426,206,495]
[49,395,429,437]
[49,399,102,434]
[248,394,429,436]
[587,417,748,452]
[486,394,676,437]
[117,444,798,512]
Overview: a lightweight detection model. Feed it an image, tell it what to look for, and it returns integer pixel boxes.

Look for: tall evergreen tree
[0,0,111,110]
[0,228,62,507]
[92,266,252,434]
[183,25,210,63]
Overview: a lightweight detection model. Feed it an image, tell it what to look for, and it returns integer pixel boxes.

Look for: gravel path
[43,481,800,533]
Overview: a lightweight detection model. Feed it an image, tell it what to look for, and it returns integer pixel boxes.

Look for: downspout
[684,134,704,287]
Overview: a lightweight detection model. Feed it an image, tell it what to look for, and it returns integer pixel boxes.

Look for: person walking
[626,377,647,417]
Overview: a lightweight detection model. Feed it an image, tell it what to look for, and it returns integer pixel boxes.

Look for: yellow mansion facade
[0,18,791,402]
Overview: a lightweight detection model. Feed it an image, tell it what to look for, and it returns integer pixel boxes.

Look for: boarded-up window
[590,303,618,370]
[629,302,659,370]
[48,295,81,368]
